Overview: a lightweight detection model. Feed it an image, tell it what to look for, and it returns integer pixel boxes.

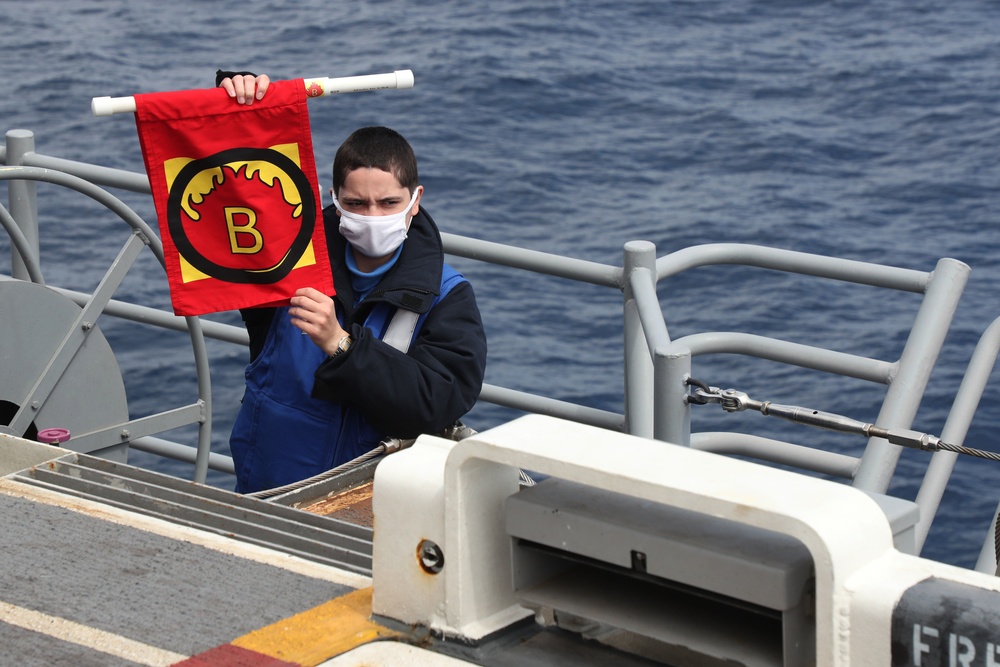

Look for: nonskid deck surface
[0,472,667,667]
[0,439,743,667]
[0,452,375,666]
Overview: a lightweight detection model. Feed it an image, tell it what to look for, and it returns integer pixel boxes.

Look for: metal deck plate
[7,452,373,574]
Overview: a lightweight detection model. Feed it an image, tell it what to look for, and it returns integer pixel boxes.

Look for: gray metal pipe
[657,346,692,446]
[478,383,623,431]
[674,331,895,384]
[130,436,235,475]
[442,231,621,288]
[853,258,971,492]
[0,278,249,345]
[690,431,860,479]
[657,243,930,293]
[5,130,39,281]
[21,152,150,193]
[624,241,658,438]
[0,201,44,284]
[915,316,1000,554]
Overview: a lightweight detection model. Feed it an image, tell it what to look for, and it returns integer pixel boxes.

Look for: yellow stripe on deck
[231,587,402,666]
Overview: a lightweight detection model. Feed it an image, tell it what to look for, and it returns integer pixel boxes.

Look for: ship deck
[0,475,376,666]
[0,436,664,667]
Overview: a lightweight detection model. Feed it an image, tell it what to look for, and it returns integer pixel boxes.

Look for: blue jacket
[229,206,487,493]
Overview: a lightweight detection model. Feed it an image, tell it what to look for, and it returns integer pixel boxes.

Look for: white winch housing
[372,414,1000,667]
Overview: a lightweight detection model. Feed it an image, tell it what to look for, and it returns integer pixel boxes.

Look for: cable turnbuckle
[684,377,1000,463]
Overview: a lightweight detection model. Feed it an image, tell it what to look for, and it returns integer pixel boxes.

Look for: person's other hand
[289,287,346,356]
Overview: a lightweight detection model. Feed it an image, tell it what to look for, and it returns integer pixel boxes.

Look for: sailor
[219,72,487,494]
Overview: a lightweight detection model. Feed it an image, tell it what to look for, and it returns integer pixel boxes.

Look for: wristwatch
[332,334,353,357]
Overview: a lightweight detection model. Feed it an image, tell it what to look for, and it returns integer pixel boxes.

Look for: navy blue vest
[229,265,466,494]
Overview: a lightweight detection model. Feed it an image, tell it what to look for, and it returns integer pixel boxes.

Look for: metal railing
[5,128,1000,567]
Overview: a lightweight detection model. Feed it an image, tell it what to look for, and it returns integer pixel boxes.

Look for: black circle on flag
[166,147,317,284]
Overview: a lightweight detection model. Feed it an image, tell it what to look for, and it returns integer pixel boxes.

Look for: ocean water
[1,0,999,568]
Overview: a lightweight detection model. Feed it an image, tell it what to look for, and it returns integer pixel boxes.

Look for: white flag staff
[91,69,415,117]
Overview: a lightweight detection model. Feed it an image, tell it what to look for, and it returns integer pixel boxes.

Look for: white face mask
[333,188,421,258]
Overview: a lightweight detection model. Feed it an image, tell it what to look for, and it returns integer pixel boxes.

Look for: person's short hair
[332,126,419,195]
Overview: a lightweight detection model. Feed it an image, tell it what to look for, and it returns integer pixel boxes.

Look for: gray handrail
[0,151,214,483]
[656,242,930,292]
[3,130,989,555]
[630,242,969,494]
[921,315,1000,563]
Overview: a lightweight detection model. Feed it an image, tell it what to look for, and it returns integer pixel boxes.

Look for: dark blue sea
[1,0,998,569]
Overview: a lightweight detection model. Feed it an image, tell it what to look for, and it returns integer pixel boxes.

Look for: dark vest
[229,265,466,494]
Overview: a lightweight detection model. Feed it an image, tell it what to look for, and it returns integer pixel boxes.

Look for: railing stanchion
[623,241,656,437]
[5,130,38,281]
